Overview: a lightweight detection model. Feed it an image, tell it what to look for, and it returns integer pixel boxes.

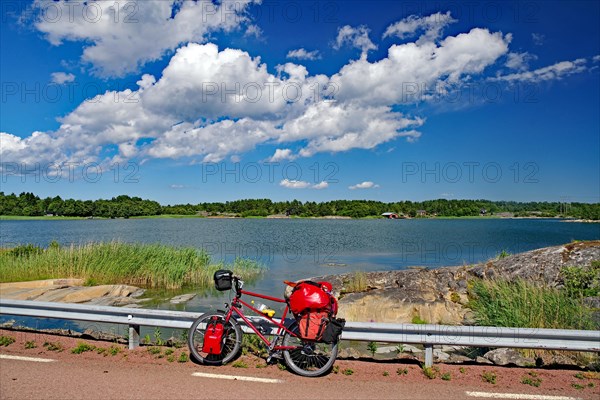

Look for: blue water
[1,218,599,311]
[2,218,599,294]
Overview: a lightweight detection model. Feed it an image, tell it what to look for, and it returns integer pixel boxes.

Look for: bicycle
[187,271,339,377]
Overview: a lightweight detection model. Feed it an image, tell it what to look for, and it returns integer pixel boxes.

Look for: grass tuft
[481,371,497,384]
[468,278,596,330]
[71,342,96,354]
[344,271,368,293]
[0,336,16,346]
[0,242,264,289]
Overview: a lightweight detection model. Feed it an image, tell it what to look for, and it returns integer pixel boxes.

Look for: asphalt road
[1,354,474,400]
[0,329,597,400]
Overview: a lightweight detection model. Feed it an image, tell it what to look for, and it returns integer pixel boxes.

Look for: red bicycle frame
[223,288,298,351]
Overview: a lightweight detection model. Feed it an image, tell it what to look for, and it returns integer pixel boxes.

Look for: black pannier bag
[214,269,233,291]
[320,317,346,344]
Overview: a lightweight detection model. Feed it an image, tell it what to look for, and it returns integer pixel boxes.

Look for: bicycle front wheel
[188,313,242,366]
[282,321,338,377]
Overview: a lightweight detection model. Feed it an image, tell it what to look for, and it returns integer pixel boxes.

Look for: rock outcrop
[317,241,600,324]
[0,279,146,307]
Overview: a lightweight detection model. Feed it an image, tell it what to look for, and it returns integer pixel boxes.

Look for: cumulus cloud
[331,28,511,105]
[492,58,588,83]
[349,181,380,190]
[334,25,377,57]
[505,52,536,71]
[279,179,311,189]
[268,149,296,162]
[50,72,75,84]
[383,11,456,44]
[6,15,591,171]
[287,48,321,60]
[30,0,257,77]
[280,179,328,189]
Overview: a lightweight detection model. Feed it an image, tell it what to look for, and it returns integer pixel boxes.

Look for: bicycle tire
[282,321,338,377]
[188,312,242,366]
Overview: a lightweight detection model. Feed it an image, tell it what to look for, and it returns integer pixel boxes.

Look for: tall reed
[468,279,595,330]
[0,242,264,290]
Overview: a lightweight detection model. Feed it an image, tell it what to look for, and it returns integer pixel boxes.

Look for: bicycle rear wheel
[188,313,242,365]
[282,321,338,377]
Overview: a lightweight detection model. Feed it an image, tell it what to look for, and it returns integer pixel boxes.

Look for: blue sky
[1,0,598,204]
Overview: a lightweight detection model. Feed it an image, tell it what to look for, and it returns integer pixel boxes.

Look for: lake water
[2,218,599,300]
[1,218,598,333]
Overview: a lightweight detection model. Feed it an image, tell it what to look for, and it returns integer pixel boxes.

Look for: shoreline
[2,215,596,222]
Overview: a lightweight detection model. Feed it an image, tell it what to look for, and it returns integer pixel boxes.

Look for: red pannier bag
[298,310,329,341]
[288,281,342,342]
[202,317,224,355]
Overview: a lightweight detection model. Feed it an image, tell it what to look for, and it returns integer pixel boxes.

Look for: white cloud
[0,27,512,167]
[5,17,592,170]
[349,181,380,190]
[593,55,600,63]
[287,48,321,60]
[331,28,511,105]
[383,11,456,44]
[141,43,290,121]
[268,149,296,162]
[31,0,257,77]
[492,58,588,83]
[280,179,311,189]
[244,24,262,38]
[334,25,377,57]
[145,118,276,163]
[279,179,328,189]
[313,181,329,190]
[280,102,424,157]
[50,72,75,84]
[505,52,536,71]
[170,184,185,189]
[532,33,545,46]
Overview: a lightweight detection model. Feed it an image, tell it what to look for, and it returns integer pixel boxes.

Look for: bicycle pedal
[266,352,283,363]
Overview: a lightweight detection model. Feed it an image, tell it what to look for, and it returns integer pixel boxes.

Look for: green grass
[24,341,37,349]
[521,371,542,387]
[0,242,264,290]
[177,352,189,363]
[71,342,96,354]
[482,371,497,384]
[341,368,354,376]
[367,341,378,357]
[344,271,368,293]
[232,360,249,368]
[0,336,16,346]
[411,315,428,325]
[423,367,437,379]
[43,342,63,352]
[468,278,596,330]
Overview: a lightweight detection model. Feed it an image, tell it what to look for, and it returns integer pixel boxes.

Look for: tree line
[1,192,598,220]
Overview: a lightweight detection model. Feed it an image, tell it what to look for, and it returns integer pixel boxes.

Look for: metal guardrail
[1,299,599,367]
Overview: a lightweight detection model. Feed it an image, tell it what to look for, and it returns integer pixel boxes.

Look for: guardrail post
[424,344,433,368]
[129,324,140,350]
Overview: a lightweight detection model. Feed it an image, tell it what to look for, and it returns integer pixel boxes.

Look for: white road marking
[466,391,580,400]
[191,372,282,383]
[0,354,57,363]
